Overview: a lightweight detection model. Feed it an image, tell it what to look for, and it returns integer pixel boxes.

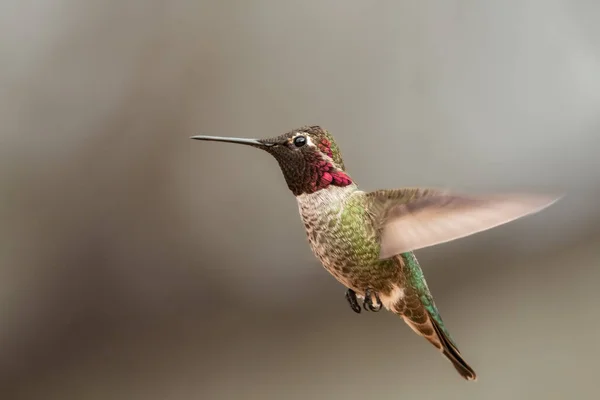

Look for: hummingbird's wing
[366,188,560,259]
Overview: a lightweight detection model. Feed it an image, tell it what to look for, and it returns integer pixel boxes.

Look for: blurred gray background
[1,1,600,399]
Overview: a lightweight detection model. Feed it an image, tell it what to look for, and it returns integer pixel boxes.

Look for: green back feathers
[402,251,456,344]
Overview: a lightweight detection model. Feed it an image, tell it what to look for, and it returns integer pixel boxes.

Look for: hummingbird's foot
[345,289,362,314]
[363,288,382,312]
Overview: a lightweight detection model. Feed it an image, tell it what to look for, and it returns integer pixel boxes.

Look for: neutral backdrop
[1,1,599,399]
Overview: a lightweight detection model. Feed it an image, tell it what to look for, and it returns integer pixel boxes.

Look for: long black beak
[190,135,273,148]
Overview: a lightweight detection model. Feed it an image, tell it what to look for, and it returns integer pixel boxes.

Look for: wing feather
[367,188,561,259]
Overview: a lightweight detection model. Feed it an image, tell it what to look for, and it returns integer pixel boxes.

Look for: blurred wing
[367,188,561,259]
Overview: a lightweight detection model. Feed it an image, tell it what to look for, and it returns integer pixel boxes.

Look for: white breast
[296,185,359,211]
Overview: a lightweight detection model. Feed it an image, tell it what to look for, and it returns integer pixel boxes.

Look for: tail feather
[428,314,478,381]
[401,310,477,381]
[391,252,477,380]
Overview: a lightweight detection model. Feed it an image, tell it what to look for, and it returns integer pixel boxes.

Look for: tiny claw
[363,288,383,312]
[345,289,362,314]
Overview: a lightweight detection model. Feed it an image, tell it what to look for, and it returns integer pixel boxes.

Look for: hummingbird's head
[191,125,353,196]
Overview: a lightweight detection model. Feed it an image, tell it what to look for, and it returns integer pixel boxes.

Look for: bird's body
[297,184,393,294]
[191,125,560,381]
[297,183,476,380]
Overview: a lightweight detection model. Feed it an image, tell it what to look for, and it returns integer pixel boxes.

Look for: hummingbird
[191,125,559,381]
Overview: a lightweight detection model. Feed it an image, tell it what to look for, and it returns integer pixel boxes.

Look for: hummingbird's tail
[394,252,477,381]
[400,307,477,381]
[398,305,477,381]
[428,312,477,381]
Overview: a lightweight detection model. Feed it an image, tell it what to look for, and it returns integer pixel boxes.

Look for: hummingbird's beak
[190,135,274,148]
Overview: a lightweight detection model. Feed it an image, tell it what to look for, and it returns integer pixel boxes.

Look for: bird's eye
[293,135,307,147]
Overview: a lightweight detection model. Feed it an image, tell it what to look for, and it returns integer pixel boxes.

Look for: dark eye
[293,135,307,147]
